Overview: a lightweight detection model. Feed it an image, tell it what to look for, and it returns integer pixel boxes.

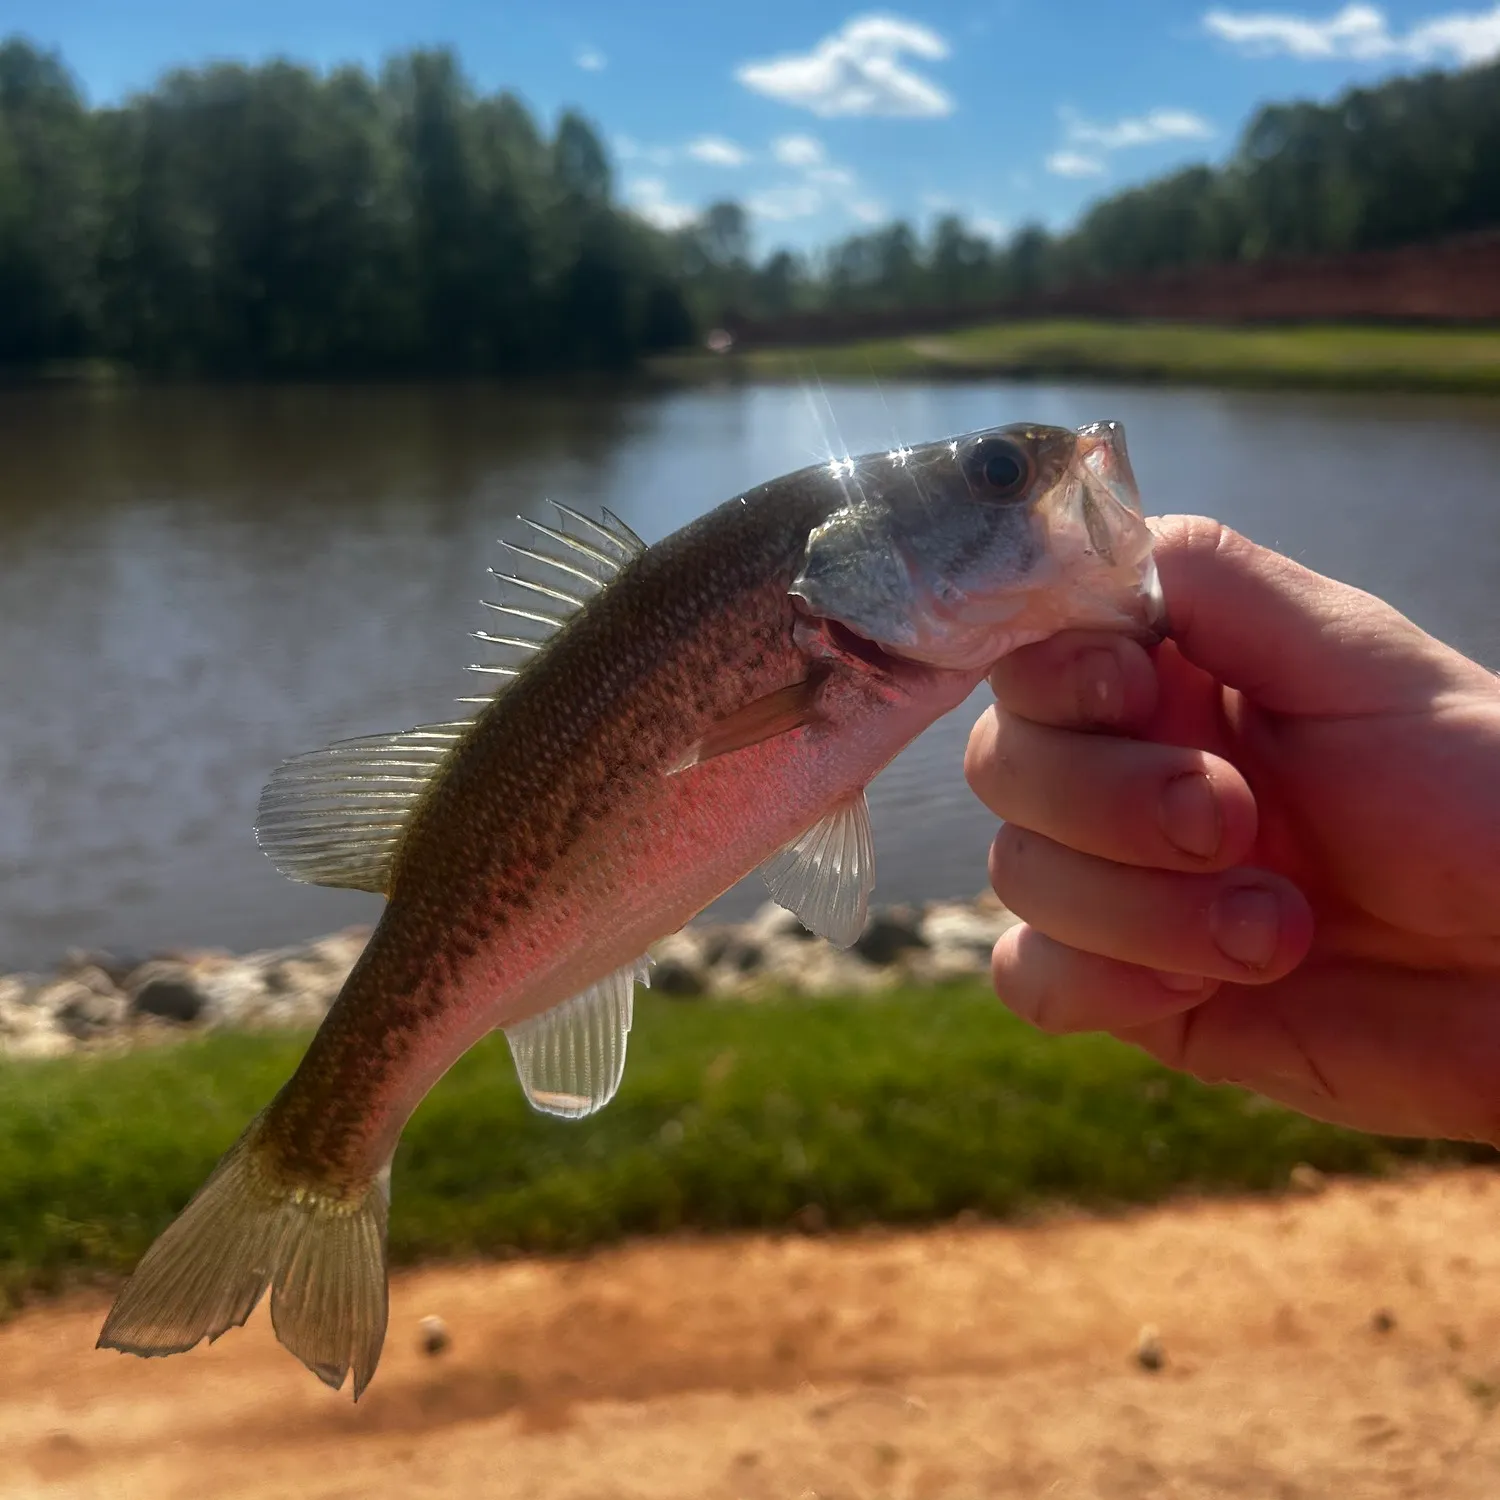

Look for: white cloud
[1203,3,1500,65]
[686,135,750,167]
[772,133,827,167]
[1046,150,1107,177]
[972,214,1009,239]
[1063,107,1215,150]
[626,177,698,231]
[808,164,856,187]
[849,198,886,223]
[614,136,674,166]
[575,48,607,71]
[1043,104,1213,181]
[736,13,954,117]
[748,184,825,220]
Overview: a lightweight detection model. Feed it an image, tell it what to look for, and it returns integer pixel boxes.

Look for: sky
[10,1,1500,254]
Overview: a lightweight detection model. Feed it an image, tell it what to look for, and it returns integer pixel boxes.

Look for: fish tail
[96,1114,391,1399]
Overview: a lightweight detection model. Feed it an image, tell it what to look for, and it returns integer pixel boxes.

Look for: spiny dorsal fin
[460,501,647,705]
[255,721,472,893]
[760,792,876,948]
[503,955,651,1119]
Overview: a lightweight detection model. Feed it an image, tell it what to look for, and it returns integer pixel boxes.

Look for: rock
[748,901,816,943]
[901,946,992,984]
[1289,1162,1327,1196]
[651,955,705,997]
[127,963,214,1025]
[1134,1324,1165,1372]
[0,976,71,1058]
[418,1315,451,1356]
[715,935,766,977]
[853,905,925,966]
[792,1203,829,1235]
[0,973,36,1017]
[647,931,709,997]
[775,943,893,998]
[920,902,1017,956]
[2,1021,72,1059]
[52,981,127,1041]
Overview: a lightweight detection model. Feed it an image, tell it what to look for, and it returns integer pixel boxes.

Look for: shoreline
[0,895,1018,1060]
[647,319,1500,397]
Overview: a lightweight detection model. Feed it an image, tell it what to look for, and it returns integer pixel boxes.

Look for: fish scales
[264,479,839,1186]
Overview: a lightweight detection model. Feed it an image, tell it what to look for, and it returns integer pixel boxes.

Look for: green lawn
[651,320,1500,394]
[0,984,1482,1314]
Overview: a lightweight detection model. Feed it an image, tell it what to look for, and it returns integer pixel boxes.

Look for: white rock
[920,903,1018,954]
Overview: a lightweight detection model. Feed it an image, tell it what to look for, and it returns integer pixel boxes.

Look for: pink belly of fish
[363,663,983,1159]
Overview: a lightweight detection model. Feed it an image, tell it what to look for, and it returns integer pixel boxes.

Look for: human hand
[965,515,1500,1144]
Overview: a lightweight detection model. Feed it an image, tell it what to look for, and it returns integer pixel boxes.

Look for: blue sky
[11,1,1500,253]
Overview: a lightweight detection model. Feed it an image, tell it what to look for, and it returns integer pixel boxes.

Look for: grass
[649,320,1500,395]
[0,983,1483,1314]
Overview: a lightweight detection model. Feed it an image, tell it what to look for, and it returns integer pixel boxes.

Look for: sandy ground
[6,1169,1500,1499]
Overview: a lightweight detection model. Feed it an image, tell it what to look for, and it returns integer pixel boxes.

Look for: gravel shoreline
[0,895,1019,1059]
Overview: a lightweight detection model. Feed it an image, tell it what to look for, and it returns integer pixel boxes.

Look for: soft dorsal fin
[760,792,875,948]
[254,722,472,892]
[459,501,647,706]
[503,956,651,1118]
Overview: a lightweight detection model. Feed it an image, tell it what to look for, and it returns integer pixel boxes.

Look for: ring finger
[988,824,1314,983]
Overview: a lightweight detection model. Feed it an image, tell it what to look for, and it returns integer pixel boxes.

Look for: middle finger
[965,705,1258,872]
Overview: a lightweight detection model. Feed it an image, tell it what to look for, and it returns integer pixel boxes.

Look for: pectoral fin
[669,678,823,774]
[760,791,875,948]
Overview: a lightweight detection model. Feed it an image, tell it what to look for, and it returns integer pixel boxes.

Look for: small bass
[99,419,1162,1396]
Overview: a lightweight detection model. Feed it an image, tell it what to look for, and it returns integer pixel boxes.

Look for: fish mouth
[822,616,909,673]
[791,594,931,678]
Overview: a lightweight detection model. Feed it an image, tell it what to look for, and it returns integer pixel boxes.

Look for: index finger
[987,630,1159,732]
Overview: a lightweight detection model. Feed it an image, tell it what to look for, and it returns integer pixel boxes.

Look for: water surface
[2,379,1497,970]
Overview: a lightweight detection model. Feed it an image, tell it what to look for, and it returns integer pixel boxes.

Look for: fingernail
[1155,969,1210,994]
[1210,886,1280,970]
[1159,772,1221,860]
[1074,648,1122,725]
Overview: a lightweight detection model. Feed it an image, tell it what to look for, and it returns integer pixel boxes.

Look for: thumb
[1148,515,1476,716]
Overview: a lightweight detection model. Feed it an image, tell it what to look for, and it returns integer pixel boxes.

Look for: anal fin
[760,791,875,948]
[503,956,651,1119]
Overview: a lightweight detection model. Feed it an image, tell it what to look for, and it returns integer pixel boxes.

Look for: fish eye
[965,438,1032,500]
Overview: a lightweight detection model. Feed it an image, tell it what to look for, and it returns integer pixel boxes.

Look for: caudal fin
[97,1119,391,1399]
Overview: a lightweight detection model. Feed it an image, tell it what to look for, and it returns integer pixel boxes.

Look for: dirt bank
[5,1167,1500,1498]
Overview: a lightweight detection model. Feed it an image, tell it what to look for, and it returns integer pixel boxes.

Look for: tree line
[0,39,695,374]
[680,56,1500,328]
[2,35,1498,375]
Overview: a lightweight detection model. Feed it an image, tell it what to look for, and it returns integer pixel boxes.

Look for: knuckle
[985,824,1034,905]
[962,707,1001,796]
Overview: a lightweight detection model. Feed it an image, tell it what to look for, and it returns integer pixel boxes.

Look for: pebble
[1135,1324,1166,1372]
[418,1315,451,1356]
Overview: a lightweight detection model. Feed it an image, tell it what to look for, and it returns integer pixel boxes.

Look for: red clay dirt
[5,1167,1500,1499]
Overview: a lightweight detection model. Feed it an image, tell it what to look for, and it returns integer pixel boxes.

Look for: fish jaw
[789,420,1163,674]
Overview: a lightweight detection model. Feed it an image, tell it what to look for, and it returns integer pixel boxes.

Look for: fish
[97,418,1163,1398]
